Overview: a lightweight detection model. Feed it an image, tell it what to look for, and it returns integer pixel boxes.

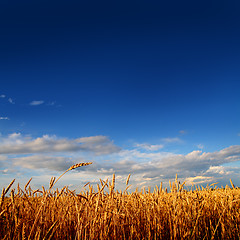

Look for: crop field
[1,163,240,240]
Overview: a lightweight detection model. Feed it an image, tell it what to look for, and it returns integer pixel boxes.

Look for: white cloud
[84,145,240,189]
[0,117,9,120]
[29,100,44,106]
[0,95,6,98]
[135,143,164,151]
[162,137,181,143]
[1,133,240,190]
[11,155,77,171]
[206,166,228,175]
[8,98,15,104]
[0,133,120,155]
[185,176,214,185]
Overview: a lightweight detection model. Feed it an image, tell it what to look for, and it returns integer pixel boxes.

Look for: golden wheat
[1,163,240,239]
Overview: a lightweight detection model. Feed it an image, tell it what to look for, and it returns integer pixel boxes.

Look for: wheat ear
[50,162,93,189]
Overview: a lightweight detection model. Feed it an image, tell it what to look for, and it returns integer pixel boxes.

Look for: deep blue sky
[0,0,240,189]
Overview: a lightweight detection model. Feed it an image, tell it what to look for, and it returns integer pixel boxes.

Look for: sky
[0,0,240,191]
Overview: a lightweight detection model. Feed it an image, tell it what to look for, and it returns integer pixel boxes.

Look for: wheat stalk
[112,173,115,189]
[28,162,93,239]
[126,174,131,185]
[2,175,240,239]
[51,162,93,189]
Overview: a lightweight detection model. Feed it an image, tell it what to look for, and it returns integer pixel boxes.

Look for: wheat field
[1,163,240,239]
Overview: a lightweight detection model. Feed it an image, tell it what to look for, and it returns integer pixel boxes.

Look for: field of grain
[1,163,240,239]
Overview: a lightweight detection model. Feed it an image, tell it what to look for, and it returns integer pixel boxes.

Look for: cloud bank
[0,133,120,155]
[1,133,240,190]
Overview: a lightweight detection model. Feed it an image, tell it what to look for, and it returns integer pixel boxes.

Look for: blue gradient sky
[1,0,240,190]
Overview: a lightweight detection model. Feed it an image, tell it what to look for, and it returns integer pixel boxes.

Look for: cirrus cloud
[29,100,44,106]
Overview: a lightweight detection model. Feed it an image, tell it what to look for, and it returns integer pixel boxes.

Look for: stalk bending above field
[50,162,93,189]
[28,162,93,240]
